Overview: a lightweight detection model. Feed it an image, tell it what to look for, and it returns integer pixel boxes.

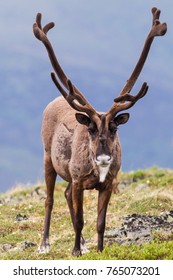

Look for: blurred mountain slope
[0,0,172,191]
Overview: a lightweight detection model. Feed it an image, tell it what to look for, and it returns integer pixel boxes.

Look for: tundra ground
[0,167,173,260]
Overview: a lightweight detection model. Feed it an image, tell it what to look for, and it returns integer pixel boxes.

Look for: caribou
[33,7,167,256]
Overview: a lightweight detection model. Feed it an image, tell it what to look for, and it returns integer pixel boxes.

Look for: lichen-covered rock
[105,211,173,245]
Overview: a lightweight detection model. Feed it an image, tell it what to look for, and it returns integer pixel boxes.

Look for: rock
[0,241,37,253]
[0,195,24,205]
[0,198,5,205]
[30,186,46,200]
[15,213,28,221]
[0,244,13,252]
[105,211,173,245]
[118,178,133,190]
[20,241,37,249]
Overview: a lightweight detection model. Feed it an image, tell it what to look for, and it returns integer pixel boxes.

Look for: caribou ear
[75,113,91,126]
[114,113,130,126]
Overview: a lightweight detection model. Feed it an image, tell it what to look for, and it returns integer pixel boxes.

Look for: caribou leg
[38,154,57,253]
[97,187,112,252]
[69,183,84,256]
[65,183,87,253]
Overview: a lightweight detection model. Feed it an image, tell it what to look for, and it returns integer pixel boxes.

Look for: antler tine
[51,73,98,119]
[107,82,149,119]
[51,72,85,105]
[152,7,160,26]
[36,13,42,29]
[114,82,148,103]
[33,13,55,41]
[119,7,167,96]
[50,72,68,99]
[33,13,84,98]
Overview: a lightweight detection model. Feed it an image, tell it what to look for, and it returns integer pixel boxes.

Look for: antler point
[36,13,42,22]
[152,7,157,14]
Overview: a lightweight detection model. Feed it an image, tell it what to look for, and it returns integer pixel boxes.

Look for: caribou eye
[109,122,117,135]
[88,127,97,135]
[88,123,98,136]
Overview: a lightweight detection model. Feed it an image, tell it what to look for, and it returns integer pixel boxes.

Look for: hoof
[38,244,50,254]
[72,247,82,257]
[38,240,50,254]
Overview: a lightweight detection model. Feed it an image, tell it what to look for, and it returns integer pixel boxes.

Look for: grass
[0,167,173,260]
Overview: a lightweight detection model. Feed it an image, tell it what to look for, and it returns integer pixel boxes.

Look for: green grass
[0,167,173,260]
[78,241,173,260]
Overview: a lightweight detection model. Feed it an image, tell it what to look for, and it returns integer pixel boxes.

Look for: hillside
[0,167,173,260]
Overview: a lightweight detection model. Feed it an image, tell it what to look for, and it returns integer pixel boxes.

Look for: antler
[119,7,167,96]
[33,13,99,120]
[33,8,167,122]
[107,7,167,119]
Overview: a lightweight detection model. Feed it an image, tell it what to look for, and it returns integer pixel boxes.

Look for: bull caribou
[33,7,167,256]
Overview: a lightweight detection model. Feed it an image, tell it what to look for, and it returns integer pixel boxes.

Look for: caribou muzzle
[95,154,112,167]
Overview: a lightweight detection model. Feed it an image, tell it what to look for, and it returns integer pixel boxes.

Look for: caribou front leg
[71,182,84,256]
[97,187,112,252]
[65,183,87,253]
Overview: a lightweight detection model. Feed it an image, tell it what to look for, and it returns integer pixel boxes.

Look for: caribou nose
[96,154,112,166]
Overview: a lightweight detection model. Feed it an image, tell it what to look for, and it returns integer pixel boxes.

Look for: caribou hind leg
[38,154,57,253]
